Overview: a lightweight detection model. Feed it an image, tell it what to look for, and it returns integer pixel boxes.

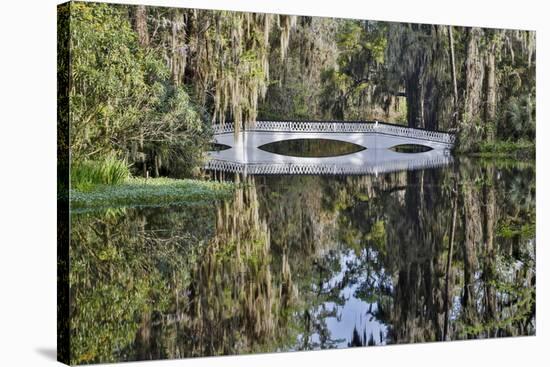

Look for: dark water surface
[259,138,366,157]
[70,158,535,364]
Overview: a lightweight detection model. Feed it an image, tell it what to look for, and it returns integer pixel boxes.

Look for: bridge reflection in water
[206,121,454,175]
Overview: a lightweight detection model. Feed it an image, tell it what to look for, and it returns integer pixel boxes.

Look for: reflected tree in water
[70,160,535,364]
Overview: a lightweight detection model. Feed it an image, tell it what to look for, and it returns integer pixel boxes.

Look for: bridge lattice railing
[212,121,455,145]
[205,155,453,176]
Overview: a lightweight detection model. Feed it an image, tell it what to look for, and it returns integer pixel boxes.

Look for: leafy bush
[142,86,211,178]
[498,94,536,140]
[69,3,150,160]
[71,157,130,191]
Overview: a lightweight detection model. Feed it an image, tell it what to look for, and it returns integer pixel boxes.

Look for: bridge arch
[257,138,367,158]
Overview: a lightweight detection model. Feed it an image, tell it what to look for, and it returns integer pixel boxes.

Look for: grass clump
[71,156,130,191]
[70,177,234,209]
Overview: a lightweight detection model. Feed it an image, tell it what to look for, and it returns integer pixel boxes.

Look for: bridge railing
[205,155,453,176]
[212,121,455,145]
[212,122,235,134]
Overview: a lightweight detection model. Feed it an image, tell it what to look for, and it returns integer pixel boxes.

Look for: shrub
[498,94,536,140]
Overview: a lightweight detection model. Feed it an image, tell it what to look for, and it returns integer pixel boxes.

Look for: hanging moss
[149,8,296,132]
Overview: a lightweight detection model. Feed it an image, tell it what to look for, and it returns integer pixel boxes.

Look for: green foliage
[320,20,388,119]
[456,29,535,151]
[70,205,216,363]
[69,3,210,178]
[71,156,130,191]
[459,245,535,339]
[142,85,211,177]
[337,21,386,66]
[259,82,312,120]
[499,94,536,140]
[394,99,408,124]
[71,177,235,210]
[460,284,535,338]
[70,2,150,159]
[366,220,386,251]
[259,17,339,121]
[472,139,535,158]
[497,216,536,240]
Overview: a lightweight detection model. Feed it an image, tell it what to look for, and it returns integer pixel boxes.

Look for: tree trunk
[134,5,149,47]
[482,165,497,323]
[527,31,535,68]
[134,5,149,177]
[460,174,482,332]
[154,154,160,177]
[406,68,422,128]
[443,180,458,340]
[140,136,146,177]
[463,27,485,124]
[485,43,497,141]
[423,77,439,131]
[448,26,459,128]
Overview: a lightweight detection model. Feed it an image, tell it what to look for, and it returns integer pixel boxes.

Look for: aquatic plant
[70,177,234,209]
[70,156,130,191]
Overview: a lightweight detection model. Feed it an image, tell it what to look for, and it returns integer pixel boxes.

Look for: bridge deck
[206,120,454,175]
[212,120,455,146]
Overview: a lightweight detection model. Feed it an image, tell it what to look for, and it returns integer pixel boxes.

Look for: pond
[70,157,536,363]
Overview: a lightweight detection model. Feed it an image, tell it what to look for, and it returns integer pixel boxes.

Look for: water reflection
[258,138,366,158]
[70,158,536,364]
[390,144,433,153]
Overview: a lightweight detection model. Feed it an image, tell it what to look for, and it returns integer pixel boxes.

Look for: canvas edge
[57,1,71,365]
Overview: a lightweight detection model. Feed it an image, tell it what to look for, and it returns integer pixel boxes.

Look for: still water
[70,157,535,364]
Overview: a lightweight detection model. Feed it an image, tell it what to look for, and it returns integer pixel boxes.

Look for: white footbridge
[206,121,455,175]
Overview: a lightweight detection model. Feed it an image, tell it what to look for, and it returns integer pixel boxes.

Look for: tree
[319,20,387,120]
[69,3,210,177]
